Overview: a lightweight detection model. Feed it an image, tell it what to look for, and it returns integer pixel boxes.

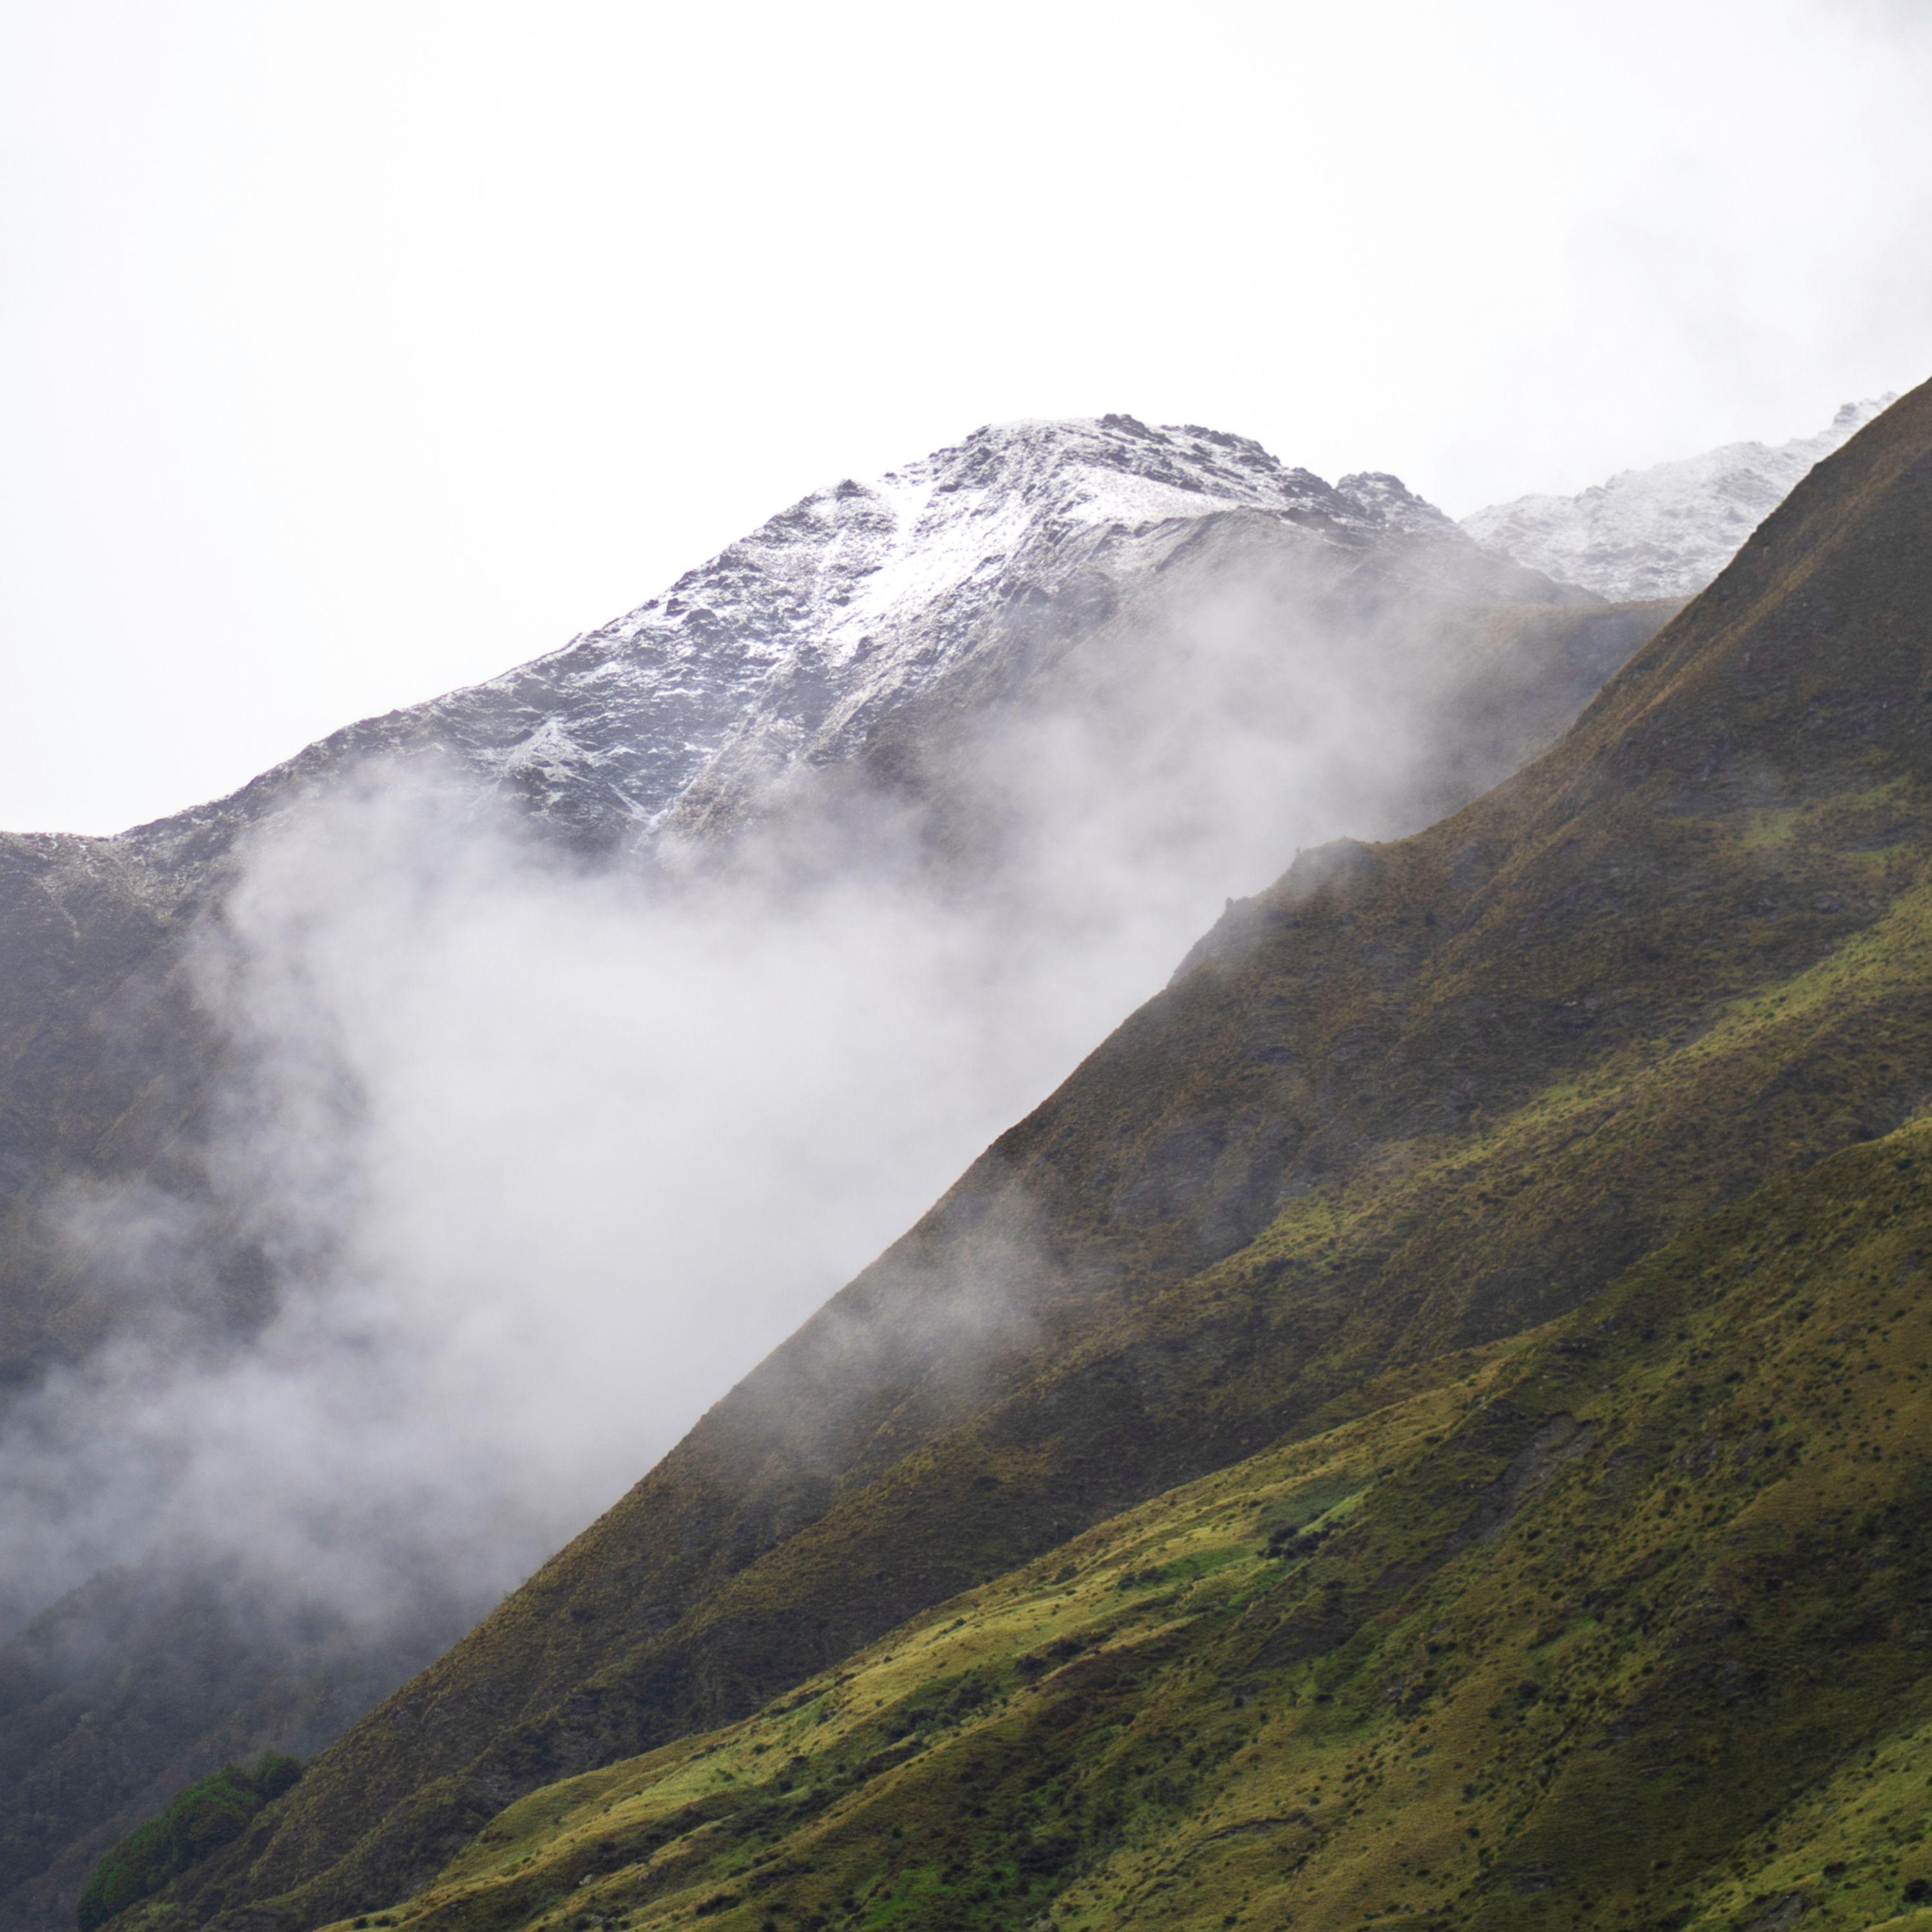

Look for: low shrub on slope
[76,1756,300,1932]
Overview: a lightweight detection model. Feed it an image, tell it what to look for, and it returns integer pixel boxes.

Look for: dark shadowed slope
[155,377,1932,1932]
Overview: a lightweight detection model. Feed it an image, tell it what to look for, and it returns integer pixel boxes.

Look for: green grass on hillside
[145,820,1932,1932]
[214,1110,1932,1932]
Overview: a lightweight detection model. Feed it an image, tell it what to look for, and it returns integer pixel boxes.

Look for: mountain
[128,382,1932,1931]
[0,421,1674,1932]
[0,414,1631,1397]
[1462,395,1897,599]
[128,415,1586,867]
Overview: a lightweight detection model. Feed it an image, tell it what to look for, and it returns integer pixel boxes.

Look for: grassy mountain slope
[153,378,1932,1932]
[236,1106,1932,1932]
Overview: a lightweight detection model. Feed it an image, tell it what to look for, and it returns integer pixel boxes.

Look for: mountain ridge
[118,415,1578,864]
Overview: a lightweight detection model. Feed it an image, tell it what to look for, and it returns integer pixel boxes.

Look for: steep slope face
[1463,395,1896,598]
[0,421,1660,1932]
[163,381,1929,1931]
[288,1114,1932,1932]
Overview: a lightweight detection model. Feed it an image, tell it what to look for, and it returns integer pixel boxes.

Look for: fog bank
[0,560,1616,1643]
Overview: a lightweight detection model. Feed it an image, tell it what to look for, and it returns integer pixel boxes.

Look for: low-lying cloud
[0,549,1609,1653]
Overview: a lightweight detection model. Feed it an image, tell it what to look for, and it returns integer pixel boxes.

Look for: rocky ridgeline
[124,415,1566,866]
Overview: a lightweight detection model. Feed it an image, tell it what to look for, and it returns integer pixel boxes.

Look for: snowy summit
[1461,397,1898,601]
[135,417,1561,860]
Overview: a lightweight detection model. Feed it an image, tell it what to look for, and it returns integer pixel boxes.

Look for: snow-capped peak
[1461,396,1899,601]
[132,417,1558,861]
[617,416,1379,676]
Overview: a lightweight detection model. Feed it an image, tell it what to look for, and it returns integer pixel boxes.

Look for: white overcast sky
[2,0,1928,835]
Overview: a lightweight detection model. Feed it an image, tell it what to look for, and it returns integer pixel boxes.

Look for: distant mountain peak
[1334,470,1463,537]
[808,415,1367,540]
[1461,394,1900,600]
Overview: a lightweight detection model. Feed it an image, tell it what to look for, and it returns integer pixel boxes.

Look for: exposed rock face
[1462,396,1898,600]
[129,415,1582,866]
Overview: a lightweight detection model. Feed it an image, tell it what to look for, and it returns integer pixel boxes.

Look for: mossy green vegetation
[287,1119,1932,1931]
[76,1755,300,1931]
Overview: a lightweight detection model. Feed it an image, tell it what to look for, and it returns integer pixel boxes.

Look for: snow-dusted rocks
[1461,397,1898,601]
[131,417,1577,866]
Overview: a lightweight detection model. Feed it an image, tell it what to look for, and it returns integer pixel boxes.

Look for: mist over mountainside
[126,387,1932,1932]
[0,419,1669,1931]
[1463,395,1897,599]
